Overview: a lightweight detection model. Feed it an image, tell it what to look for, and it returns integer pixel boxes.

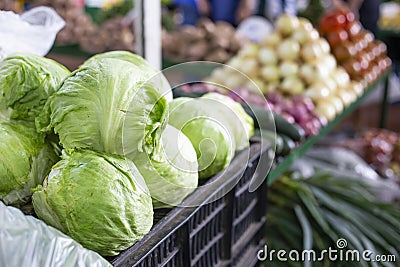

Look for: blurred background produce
[318,7,392,86]
[0,0,21,12]
[379,1,400,31]
[267,170,400,267]
[204,14,369,134]
[1,1,400,266]
[32,0,135,53]
[318,128,400,183]
[162,18,247,63]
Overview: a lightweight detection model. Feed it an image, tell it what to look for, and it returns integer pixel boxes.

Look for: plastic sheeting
[304,147,381,181]
[0,202,111,267]
[291,147,400,203]
[0,7,64,60]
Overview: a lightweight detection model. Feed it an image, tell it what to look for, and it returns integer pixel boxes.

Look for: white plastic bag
[0,202,111,267]
[0,7,65,60]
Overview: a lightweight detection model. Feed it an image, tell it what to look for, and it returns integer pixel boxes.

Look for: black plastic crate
[111,138,270,267]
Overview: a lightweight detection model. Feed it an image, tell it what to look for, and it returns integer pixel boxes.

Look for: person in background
[258,0,298,21]
[196,0,256,26]
[174,0,200,25]
[331,0,381,36]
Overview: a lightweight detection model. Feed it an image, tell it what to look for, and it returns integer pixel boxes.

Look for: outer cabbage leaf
[0,202,111,267]
[37,58,168,160]
[32,150,153,256]
[84,51,173,102]
[0,54,70,121]
[0,95,11,121]
[201,92,254,150]
[0,120,59,206]
[134,125,198,209]
[169,98,234,179]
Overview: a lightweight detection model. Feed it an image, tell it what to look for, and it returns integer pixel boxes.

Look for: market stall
[0,1,399,267]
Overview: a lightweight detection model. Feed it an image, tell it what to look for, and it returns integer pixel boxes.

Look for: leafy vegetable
[135,124,198,209]
[84,51,173,102]
[201,92,254,150]
[0,120,59,206]
[169,97,235,179]
[37,58,168,160]
[0,54,70,121]
[267,172,400,267]
[32,150,153,256]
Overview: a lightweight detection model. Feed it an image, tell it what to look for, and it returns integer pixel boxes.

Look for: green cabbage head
[37,58,168,160]
[32,150,153,256]
[0,120,59,206]
[0,54,70,121]
[134,124,198,209]
[201,92,254,150]
[169,97,235,179]
[83,51,173,102]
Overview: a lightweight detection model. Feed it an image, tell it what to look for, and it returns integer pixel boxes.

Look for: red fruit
[384,57,392,70]
[368,43,381,58]
[346,21,362,36]
[352,33,369,51]
[336,6,355,23]
[333,42,358,62]
[343,59,362,78]
[327,30,349,46]
[353,41,363,53]
[345,12,355,23]
[364,45,376,62]
[367,67,378,82]
[355,53,370,71]
[372,64,382,77]
[374,40,387,56]
[319,12,347,34]
[357,30,374,45]
[364,73,373,84]
[365,50,376,62]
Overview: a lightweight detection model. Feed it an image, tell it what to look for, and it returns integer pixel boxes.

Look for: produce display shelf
[110,138,271,267]
[267,70,390,185]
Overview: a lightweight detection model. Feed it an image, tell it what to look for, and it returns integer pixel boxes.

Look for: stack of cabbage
[0,53,156,256]
[0,51,254,257]
[0,55,66,206]
[168,93,254,179]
